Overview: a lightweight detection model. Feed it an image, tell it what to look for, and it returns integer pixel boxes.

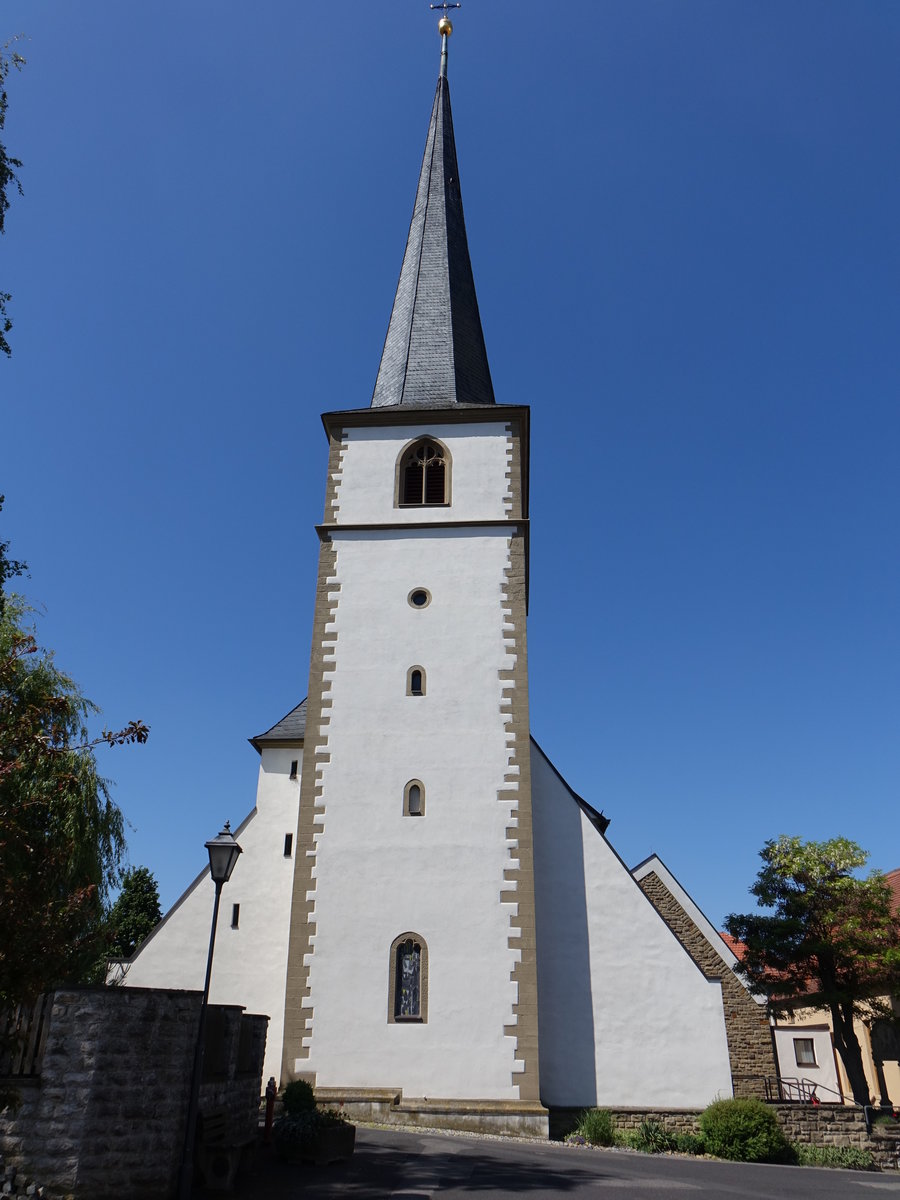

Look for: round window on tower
[407,588,432,609]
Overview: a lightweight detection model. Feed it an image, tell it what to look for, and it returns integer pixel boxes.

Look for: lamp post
[177,821,242,1200]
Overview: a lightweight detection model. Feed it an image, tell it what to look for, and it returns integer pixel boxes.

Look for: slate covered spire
[371,25,495,409]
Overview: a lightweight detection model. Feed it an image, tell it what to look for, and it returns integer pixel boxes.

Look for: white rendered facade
[118,745,301,1087]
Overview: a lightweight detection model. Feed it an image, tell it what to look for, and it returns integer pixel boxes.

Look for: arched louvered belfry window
[388,933,428,1023]
[398,439,450,506]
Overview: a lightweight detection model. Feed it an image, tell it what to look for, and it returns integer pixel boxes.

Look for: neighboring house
[116,24,754,1130]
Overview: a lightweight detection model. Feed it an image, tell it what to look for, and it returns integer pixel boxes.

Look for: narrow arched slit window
[407,666,426,696]
[398,439,450,507]
[388,933,428,1023]
[404,779,425,816]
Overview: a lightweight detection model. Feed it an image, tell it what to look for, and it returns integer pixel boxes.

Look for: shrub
[672,1131,705,1155]
[700,1098,790,1163]
[574,1108,616,1147]
[633,1119,677,1153]
[282,1078,317,1115]
[793,1144,877,1171]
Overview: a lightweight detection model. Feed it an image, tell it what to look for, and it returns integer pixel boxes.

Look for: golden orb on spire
[438,16,453,36]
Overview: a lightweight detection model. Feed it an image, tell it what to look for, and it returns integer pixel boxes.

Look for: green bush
[672,1131,705,1155]
[282,1078,317,1115]
[700,1098,790,1163]
[633,1119,677,1153]
[793,1143,877,1171]
[574,1108,616,1146]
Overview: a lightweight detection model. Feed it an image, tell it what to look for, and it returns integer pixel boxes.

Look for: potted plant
[272,1080,356,1165]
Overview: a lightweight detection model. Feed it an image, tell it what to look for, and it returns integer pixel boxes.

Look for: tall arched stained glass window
[398,439,450,506]
[396,939,421,1018]
[388,933,428,1023]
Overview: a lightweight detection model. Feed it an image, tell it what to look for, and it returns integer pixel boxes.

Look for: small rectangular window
[231,903,240,929]
[793,1037,817,1066]
[290,759,298,780]
[284,833,293,857]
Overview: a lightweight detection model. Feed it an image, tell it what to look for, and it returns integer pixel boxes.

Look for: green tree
[106,866,162,961]
[0,500,149,1024]
[726,836,900,1106]
[0,39,25,358]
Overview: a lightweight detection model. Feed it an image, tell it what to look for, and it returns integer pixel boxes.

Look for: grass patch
[572,1108,616,1147]
[792,1144,877,1171]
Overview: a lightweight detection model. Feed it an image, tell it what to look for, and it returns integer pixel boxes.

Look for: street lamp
[178,821,242,1199]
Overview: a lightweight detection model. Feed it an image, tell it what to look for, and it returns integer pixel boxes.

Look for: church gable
[633,855,777,1098]
[530,740,733,1108]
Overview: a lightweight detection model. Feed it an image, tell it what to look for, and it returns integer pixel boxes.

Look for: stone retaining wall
[550,1103,900,1170]
[0,987,268,1199]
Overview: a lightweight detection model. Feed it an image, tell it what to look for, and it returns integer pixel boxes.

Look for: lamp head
[206,820,242,885]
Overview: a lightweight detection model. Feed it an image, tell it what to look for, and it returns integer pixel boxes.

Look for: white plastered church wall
[120,745,301,1087]
[530,744,733,1107]
[300,423,524,1098]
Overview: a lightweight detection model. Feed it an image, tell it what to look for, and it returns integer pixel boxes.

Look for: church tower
[279,18,542,1120]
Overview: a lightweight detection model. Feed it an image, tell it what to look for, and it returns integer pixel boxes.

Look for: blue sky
[2,1,898,926]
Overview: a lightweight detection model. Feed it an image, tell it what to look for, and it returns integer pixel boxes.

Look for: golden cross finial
[430,2,460,74]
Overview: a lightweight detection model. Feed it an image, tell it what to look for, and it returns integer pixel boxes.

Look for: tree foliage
[726,836,900,1105]
[0,39,25,358]
[105,866,162,961]
[0,500,149,1021]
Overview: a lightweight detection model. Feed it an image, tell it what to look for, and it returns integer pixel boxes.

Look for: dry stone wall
[0,987,267,1200]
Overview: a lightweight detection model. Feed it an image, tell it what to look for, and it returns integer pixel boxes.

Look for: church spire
[371,14,495,409]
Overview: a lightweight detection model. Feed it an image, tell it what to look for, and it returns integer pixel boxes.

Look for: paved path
[217,1126,900,1199]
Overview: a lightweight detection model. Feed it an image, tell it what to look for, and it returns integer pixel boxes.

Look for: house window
[388,933,428,1023]
[398,439,450,507]
[284,833,293,857]
[407,666,426,696]
[793,1038,817,1067]
[231,903,240,929]
[290,759,298,780]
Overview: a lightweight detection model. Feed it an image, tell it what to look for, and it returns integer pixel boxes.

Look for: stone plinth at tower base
[0,986,268,1200]
[314,1087,549,1138]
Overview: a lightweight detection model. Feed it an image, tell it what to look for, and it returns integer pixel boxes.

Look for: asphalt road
[224,1126,900,1199]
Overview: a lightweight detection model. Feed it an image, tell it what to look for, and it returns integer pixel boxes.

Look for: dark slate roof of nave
[249,699,307,751]
[370,67,495,410]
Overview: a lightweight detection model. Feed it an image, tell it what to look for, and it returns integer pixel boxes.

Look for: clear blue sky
[2,1,898,926]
